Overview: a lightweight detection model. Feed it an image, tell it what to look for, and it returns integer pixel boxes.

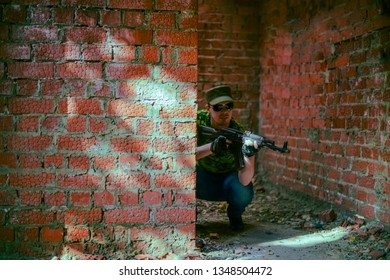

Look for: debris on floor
[196,182,390,260]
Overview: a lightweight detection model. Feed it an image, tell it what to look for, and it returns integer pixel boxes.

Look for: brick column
[0,0,198,259]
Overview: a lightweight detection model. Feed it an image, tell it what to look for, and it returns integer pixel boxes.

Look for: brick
[8,98,55,114]
[156,0,197,11]
[139,46,160,63]
[153,208,195,223]
[109,0,152,9]
[0,44,30,59]
[118,155,141,170]
[63,27,107,43]
[4,5,27,24]
[19,227,39,242]
[9,210,54,225]
[41,80,63,96]
[94,156,115,170]
[94,190,115,206]
[53,7,73,24]
[89,117,107,133]
[90,80,112,97]
[16,77,39,96]
[15,0,59,5]
[19,191,41,206]
[178,49,198,64]
[160,66,197,82]
[159,103,197,119]
[9,135,53,151]
[44,191,66,206]
[110,137,150,153]
[101,10,121,26]
[0,153,17,168]
[179,13,197,29]
[17,116,39,132]
[358,205,375,219]
[66,116,87,132]
[92,227,114,243]
[83,45,112,61]
[106,173,150,189]
[142,190,162,206]
[58,98,103,115]
[17,78,39,96]
[154,172,195,188]
[107,100,149,117]
[41,227,64,242]
[0,227,14,241]
[136,119,154,136]
[104,208,150,224]
[176,155,196,169]
[123,11,145,26]
[66,227,90,242]
[56,62,102,79]
[377,210,390,225]
[159,121,175,136]
[0,116,13,131]
[75,9,98,26]
[19,154,41,169]
[175,121,196,136]
[62,209,102,225]
[149,12,176,29]
[30,7,51,24]
[69,155,90,170]
[105,64,150,80]
[162,48,175,64]
[357,176,375,189]
[0,190,17,206]
[44,154,65,169]
[0,80,14,95]
[113,46,136,61]
[12,26,58,42]
[63,80,89,96]
[70,192,91,207]
[109,29,153,45]
[153,138,195,153]
[10,173,55,188]
[118,191,139,205]
[116,118,135,132]
[8,62,54,79]
[173,191,196,206]
[318,209,337,222]
[34,44,81,61]
[156,30,197,47]
[58,174,102,189]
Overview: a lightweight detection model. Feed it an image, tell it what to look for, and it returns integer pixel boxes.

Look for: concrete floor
[197,220,353,260]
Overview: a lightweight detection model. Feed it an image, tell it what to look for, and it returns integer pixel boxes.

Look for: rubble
[196,182,390,260]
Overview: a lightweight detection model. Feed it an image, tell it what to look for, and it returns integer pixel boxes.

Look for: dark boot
[229,216,244,231]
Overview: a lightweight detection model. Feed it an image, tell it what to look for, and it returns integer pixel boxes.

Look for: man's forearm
[196,143,212,160]
[238,156,255,186]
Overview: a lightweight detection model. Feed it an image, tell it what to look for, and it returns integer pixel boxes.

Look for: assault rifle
[198,125,289,169]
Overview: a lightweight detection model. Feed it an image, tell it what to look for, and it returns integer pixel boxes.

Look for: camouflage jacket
[196,110,245,173]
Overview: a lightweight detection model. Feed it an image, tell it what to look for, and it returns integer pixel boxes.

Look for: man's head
[205,85,234,129]
[205,85,233,105]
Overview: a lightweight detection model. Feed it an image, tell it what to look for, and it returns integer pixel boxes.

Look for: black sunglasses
[211,102,234,112]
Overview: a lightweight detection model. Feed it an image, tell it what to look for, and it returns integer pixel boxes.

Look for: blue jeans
[196,166,254,219]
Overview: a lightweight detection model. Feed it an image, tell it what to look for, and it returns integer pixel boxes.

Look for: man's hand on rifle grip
[210,135,228,154]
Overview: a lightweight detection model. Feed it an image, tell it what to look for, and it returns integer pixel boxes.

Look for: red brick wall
[198,0,261,130]
[258,0,390,225]
[0,0,198,259]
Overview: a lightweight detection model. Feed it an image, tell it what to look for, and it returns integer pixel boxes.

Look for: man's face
[206,101,234,129]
